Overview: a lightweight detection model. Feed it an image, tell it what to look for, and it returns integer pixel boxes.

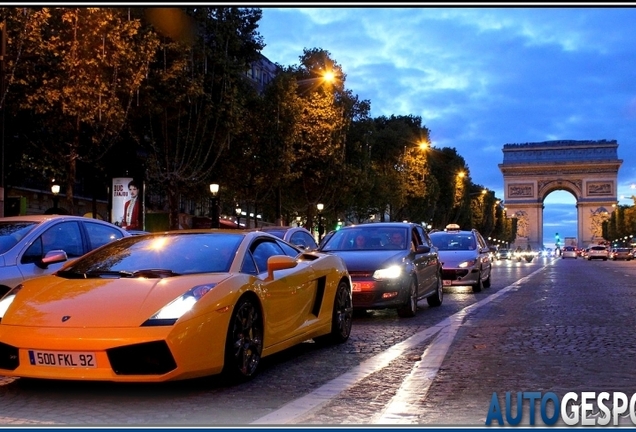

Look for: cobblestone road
[2,257,635,427]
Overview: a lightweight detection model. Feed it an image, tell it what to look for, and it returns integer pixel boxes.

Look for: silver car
[0,215,131,297]
[586,245,609,261]
[561,246,578,259]
[429,224,493,292]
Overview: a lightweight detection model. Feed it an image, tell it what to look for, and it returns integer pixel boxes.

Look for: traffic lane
[0,258,549,426]
[417,257,636,426]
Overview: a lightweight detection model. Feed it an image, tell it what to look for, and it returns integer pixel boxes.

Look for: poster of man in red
[112,177,142,231]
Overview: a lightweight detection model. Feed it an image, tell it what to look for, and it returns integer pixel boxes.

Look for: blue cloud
[257,7,636,239]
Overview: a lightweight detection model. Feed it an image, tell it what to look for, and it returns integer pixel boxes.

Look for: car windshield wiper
[57,269,180,279]
[132,269,181,278]
[83,270,135,279]
[56,269,90,279]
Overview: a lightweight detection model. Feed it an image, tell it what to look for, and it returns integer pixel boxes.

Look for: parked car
[252,226,318,251]
[0,230,353,382]
[586,245,609,261]
[429,224,493,293]
[561,246,578,259]
[0,215,131,297]
[318,222,443,318]
[609,247,633,261]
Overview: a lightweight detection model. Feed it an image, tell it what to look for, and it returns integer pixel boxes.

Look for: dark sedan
[318,222,443,318]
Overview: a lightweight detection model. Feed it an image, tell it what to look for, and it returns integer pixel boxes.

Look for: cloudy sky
[255,6,636,246]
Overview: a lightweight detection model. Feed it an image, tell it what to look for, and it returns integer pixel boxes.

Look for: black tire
[472,271,483,293]
[483,270,491,288]
[222,296,263,382]
[315,280,353,344]
[427,273,444,307]
[397,278,418,318]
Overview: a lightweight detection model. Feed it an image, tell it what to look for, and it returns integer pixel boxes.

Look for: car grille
[349,271,374,279]
[107,340,177,375]
[442,269,469,279]
[0,342,19,370]
[352,292,376,306]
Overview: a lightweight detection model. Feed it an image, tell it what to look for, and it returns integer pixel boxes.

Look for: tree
[2,7,159,213]
[128,7,264,229]
[285,48,352,232]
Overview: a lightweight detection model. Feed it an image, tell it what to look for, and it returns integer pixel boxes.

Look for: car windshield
[429,232,476,251]
[320,227,409,251]
[59,233,243,278]
[0,221,38,254]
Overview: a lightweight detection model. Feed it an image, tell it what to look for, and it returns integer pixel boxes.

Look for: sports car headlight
[373,265,402,280]
[143,283,216,327]
[0,285,22,321]
[458,259,477,268]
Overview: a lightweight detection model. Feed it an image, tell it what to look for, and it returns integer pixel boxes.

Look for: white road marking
[252,264,552,425]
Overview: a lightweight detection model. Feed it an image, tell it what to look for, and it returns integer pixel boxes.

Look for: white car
[0,215,131,297]
[586,245,608,261]
[429,224,493,293]
[561,246,577,259]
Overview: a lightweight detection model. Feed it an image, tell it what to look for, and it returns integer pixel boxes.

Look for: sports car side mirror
[266,255,298,281]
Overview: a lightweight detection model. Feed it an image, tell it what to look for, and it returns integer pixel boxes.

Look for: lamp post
[317,203,324,242]
[209,183,219,229]
[51,183,60,211]
[235,207,241,227]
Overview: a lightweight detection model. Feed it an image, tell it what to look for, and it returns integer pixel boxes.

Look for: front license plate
[352,283,361,292]
[28,350,97,368]
[442,280,452,286]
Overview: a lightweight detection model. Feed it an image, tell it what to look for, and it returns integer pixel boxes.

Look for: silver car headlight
[0,285,23,321]
[142,283,216,326]
[458,259,477,268]
[373,265,402,280]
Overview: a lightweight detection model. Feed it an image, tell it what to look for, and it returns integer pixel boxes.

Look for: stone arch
[498,140,622,249]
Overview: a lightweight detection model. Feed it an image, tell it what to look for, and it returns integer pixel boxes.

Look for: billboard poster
[112,177,142,230]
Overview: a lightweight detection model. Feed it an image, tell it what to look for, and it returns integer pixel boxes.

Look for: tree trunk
[168,188,180,230]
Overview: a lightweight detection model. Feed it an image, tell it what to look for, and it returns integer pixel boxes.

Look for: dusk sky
[256,6,636,246]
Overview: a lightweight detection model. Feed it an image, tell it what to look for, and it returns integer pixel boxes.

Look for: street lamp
[235,207,241,227]
[317,203,324,241]
[51,183,60,211]
[209,183,219,229]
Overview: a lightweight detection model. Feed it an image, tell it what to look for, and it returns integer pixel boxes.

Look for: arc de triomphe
[498,140,622,249]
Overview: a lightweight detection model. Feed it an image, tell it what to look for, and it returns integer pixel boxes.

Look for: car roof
[0,214,129,229]
[255,226,296,230]
[0,215,88,223]
[337,222,419,230]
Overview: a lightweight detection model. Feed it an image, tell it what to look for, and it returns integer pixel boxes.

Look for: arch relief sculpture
[589,207,611,240]
[515,210,529,238]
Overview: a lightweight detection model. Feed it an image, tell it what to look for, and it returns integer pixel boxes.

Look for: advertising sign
[112,177,134,228]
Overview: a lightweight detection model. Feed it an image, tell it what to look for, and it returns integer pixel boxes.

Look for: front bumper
[441,267,480,286]
[0,314,229,382]
[350,276,410,309]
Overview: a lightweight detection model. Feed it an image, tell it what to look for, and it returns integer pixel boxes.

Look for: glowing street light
[51,183,60,210]
[317,203,324,241]
[209,183,220,229]
[235,207,241,227]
